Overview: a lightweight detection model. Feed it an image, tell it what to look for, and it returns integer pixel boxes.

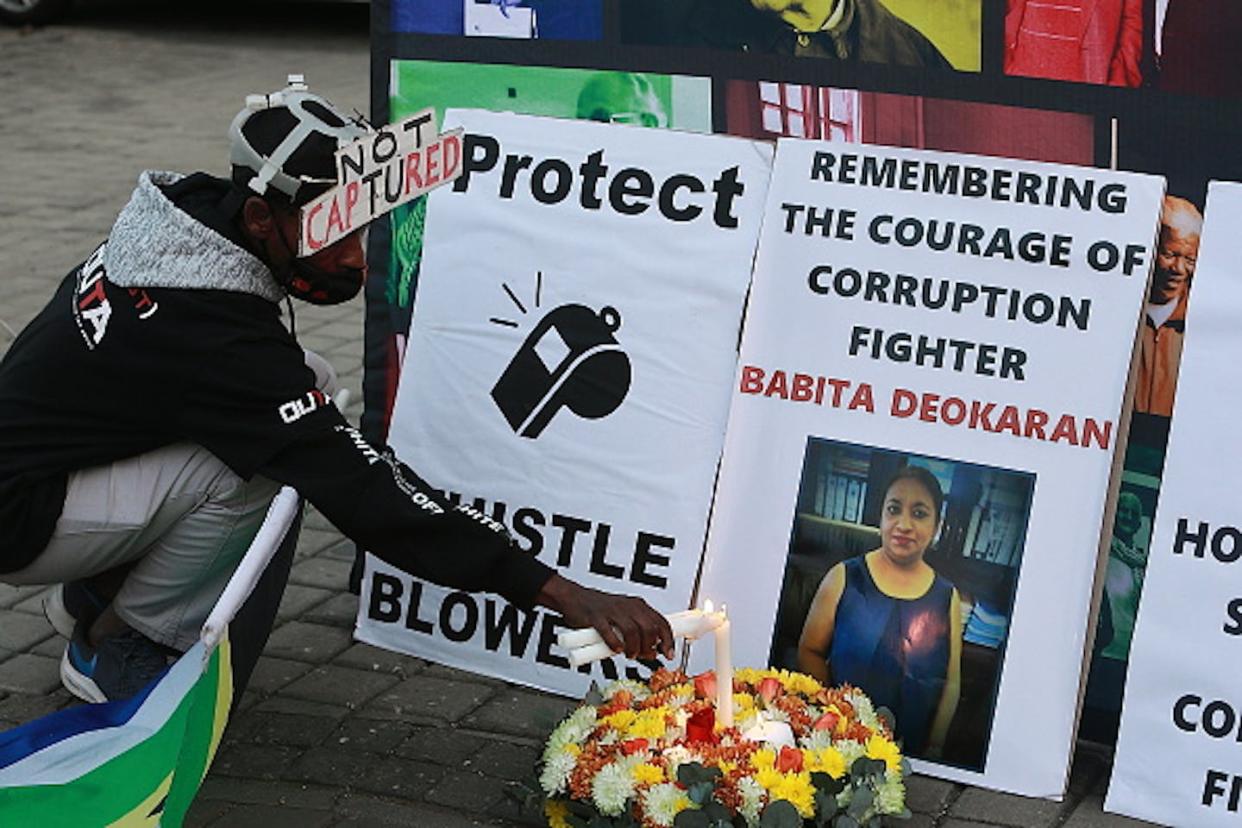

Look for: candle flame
[703,599,714,613]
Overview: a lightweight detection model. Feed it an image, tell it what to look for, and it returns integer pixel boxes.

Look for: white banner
[697,140,1162,796]
[1107,182,1242,826]
[357,110,773,697]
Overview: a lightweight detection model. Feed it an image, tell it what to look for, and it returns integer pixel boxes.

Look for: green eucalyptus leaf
[703,801,731,821]
[813,791,840,818]
[586,815,613,828]
[568,800,596,817]
[846,788,874,819]
[689,781,716,805]
[674,809,711,828]
[811,772,846,797]
[759,799,802,828]
[677,762,722,788]
[875,706,896,732]
[833,815,860,828]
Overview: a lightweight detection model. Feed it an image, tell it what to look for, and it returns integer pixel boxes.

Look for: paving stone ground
[0,6,1164,827]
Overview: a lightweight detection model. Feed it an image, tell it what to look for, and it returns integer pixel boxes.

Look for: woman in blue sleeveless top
[797,466,963,758]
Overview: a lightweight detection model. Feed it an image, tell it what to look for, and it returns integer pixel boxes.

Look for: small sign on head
[298,108,463,255]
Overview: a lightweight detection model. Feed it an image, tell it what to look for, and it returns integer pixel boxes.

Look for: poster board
[1106,182,1242,826]
[695,139,1163,796]
[355,110,773,696]
[365,0,1242,751]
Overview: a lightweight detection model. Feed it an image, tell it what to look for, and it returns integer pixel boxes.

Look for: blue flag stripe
[0,643,204,786]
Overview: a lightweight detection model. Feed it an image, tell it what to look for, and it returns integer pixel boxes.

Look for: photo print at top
[1002,0,1242,95]
[771,439,1035,771]
[1003,0,1145,87]
[1154,0,1242,98]
[392,0,603,41]
[723,82,1096,165]
[621,0,982,72]
[369,59,711,439]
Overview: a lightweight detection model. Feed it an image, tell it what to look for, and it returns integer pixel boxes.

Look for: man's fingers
[614,614,644,659]
[652,607,675,659]
[596,619,626,655]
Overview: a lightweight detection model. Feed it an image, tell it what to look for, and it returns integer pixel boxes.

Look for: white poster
[697,140,1162,796]
[1107,182,1242,827]
[357,110,773,697]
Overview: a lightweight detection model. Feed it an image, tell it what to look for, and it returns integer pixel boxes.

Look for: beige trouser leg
[4,443,281,651]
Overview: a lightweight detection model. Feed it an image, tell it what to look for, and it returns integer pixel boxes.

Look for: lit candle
[711,602,733,728]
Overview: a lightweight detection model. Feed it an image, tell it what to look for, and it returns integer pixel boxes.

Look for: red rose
[621,738,649,755]
[686,707,717,744]
[813,711,840,732]
[694,671,717,700]
[776,745,804,773]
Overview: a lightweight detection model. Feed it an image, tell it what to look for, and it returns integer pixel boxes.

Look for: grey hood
[103,171,285,303]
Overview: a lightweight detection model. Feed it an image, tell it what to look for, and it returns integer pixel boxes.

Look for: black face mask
[274,220,365,306]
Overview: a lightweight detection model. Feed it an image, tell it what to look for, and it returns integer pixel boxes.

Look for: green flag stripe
[0,642,229,826]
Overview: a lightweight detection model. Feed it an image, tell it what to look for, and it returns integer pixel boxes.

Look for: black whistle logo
[490,274,632,439]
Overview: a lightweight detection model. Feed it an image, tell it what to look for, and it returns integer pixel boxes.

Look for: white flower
[539,749,577,796]
[737,776,766,826]
[642,782,693,827]
[848,691,877,727]
[799,730,835,752]
[837,739,866,767]
[591,761,636,816]
[606,679,652,702]
[875,773,906,815]
[544,706,596,761]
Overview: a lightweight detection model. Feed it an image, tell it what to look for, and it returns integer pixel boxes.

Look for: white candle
[557,610,708,653]
[714,605,733,728]
[559,605,730,676]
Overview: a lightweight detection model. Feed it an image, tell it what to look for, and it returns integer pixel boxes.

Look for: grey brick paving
[0,8,1172,828]
[365,675,497,723]
[281,664,402,707]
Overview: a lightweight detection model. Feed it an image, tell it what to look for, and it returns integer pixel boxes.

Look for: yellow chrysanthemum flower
[632,763,666,786]
[564,743,581,756]
[755,767,784,792]
[866,733,903,772]
[627,708,669,740]
[804,747,846,779]
[769,772,816,818]
[717,760,738,775]
[750,748,776,772]
[545,798,571,828]
[780,672,823,697]
[603,709,637,732]
[733,693,755,712]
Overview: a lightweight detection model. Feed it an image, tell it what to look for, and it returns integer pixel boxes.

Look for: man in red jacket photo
[1004,0,1143,87]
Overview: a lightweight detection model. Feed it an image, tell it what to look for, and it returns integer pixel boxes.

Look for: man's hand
[537,574,675,661]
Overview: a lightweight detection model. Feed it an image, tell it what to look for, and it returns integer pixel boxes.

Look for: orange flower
[694,671,717,700]
[757,677,782,703]
[776,745,804,773]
